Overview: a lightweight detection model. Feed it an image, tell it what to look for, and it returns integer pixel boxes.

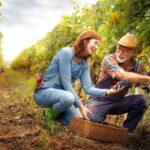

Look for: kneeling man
[86,33,150,133]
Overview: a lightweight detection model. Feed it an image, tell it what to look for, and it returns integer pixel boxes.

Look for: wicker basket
[67,117,128,143]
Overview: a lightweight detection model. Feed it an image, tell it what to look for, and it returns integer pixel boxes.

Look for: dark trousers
[86,95,147,132]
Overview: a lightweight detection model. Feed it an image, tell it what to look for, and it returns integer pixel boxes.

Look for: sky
[0,0,98,63]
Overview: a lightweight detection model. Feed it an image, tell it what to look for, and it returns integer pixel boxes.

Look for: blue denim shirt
[38,47,106,107]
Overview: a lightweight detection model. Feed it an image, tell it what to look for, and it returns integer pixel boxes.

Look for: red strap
[35,76,43,88]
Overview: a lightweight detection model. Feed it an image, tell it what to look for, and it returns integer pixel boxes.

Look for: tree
[11,0,150,74]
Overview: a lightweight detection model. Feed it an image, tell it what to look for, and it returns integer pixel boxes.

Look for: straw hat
[114,33,137,48]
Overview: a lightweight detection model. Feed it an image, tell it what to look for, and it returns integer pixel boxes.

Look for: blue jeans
[33,88,81,125]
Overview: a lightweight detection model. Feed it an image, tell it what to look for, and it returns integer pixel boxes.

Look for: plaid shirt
[98,53,147,84]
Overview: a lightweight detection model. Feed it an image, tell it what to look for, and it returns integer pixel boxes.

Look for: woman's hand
[106,84,125,96]
[79,104,92,120]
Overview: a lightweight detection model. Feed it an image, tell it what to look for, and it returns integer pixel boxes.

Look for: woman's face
[86,39,99,56]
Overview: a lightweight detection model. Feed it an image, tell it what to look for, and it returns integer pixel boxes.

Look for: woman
[33,30,123,126]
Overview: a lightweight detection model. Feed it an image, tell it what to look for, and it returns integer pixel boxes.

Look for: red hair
[70,30,100,60]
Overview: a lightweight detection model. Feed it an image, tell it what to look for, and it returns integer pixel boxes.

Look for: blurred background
[0,0,150,149]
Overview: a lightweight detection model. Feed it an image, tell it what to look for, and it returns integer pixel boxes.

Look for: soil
[0,72,149,150]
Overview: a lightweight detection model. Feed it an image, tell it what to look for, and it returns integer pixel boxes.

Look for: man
[86,33,150,133]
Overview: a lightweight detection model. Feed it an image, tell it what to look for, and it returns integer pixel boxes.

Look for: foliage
[0,32,3,67]
[11,0,150,75]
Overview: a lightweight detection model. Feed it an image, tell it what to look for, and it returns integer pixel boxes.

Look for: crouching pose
[33,30,123,126]
[86,33,150,132]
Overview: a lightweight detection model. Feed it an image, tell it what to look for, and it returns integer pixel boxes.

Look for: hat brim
[112,37,136,48]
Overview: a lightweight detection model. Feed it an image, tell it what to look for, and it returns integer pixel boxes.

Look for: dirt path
[0,71,149,150]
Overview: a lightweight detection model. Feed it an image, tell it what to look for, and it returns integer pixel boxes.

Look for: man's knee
[132,95,147,110]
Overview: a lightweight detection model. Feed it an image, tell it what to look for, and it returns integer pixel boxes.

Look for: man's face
[116,44,135,63]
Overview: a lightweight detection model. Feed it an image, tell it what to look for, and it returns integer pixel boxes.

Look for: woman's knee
[63,91,75,105]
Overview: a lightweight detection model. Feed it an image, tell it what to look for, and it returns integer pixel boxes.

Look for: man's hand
[79,104,92,120]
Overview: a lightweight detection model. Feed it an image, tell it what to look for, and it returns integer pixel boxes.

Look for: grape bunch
[117,80,131,88]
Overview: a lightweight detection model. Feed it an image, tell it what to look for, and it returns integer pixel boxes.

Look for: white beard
[116,55,132,63]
